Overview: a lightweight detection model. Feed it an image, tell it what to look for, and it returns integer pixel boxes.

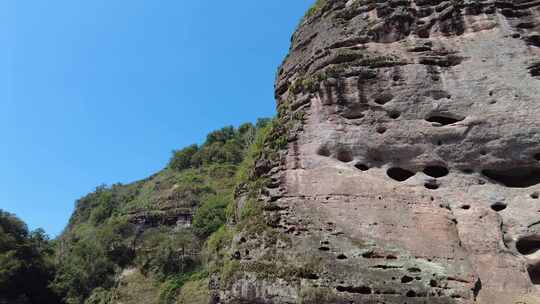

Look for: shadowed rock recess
[217,0,540,303]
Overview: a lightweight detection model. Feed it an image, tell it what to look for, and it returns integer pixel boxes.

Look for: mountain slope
[52,119,270,304]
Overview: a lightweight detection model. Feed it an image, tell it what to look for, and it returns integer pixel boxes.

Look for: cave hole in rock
[336,149,354,163]
[374,93,394,105]
[337,254,348,260]
[301,272,320,280]
[490,202,507,212]
[342,103,368,119]
[342,111,365,120]
[423,165,449,178]
[535,153,540,161]
[516,236,540,255]
[355,163,370,171]
[406,290,418,297]
[527,34,540,47]
[461,204,471,210]
[528,264,540,285]
[336,286,372,294]
[517,22,535,29]
[387,168,416,182]
[317,146,331,157]
[426,115,463,126]
[377,126,387,134]
[389,111,401,119]
[482,168,540,188]
[424,181,440,190]
[461,168,474,174]
[401,276,414,283]
[318,246,331,251]
[532,192,539,199]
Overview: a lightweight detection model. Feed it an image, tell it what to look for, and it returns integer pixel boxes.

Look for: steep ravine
[215,0,540,303]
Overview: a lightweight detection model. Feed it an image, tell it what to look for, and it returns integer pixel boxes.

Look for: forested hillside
[1,118,276,304]
[0,211,60,304]
[53,118,271,304]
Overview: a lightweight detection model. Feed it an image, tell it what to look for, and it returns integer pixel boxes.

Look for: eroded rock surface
[220,0,540,303]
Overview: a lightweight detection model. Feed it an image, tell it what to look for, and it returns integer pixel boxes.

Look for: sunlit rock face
[220,0,540,303]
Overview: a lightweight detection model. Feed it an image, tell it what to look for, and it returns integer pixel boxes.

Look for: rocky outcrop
[220,0,540,303]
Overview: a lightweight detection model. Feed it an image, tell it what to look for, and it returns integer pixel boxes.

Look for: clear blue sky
[1,1,313,236]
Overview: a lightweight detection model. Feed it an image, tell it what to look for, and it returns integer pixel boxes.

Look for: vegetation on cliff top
[49,119,270,304]
[1,118,273,304]
[304,0,327,20]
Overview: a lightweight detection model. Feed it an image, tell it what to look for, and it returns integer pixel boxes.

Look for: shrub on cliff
[192,194,230,238]
[170,144,199,171]
[52,234,116,304]
[0,210,60,304]
[135,228,199,280]
[304,0,326,19]
[169,121,270,172]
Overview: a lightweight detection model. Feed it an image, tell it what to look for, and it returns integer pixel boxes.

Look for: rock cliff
[219,0,540,303]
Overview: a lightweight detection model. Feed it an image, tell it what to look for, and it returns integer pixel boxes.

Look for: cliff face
[221,0,540,303]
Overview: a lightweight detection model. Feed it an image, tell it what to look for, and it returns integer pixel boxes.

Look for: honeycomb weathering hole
[373,93,394,105]
[337,254,348,260]
[491,202,507,212]
[424,182,440,190]
[406,290,417,297]
[528,264,540,285]
[516,237,540,255]
[481,168,540,188]
[423,165,449,178]
[336,149,354,163]
[461,168,474,174]
[355,163,370,171]
[342,103,368,119]
[336,286,372,294]
[389,111,401,119]
[317,146,331,157]
[426,115,464,126]
[401,276,414,283]
[387,168,415,182]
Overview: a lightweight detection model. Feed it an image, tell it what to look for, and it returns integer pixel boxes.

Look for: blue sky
[1,1,313,236]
